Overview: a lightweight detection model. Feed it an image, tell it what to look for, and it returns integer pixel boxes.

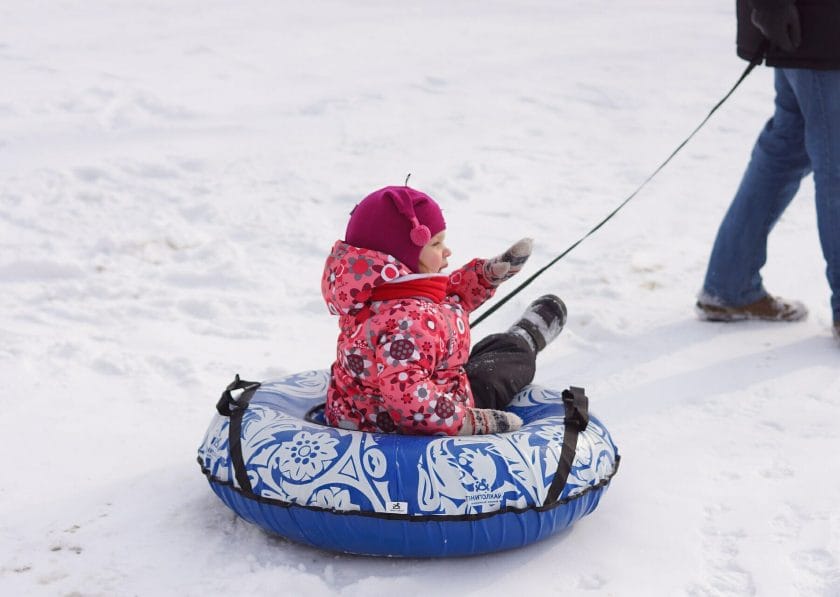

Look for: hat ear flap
[388,190,432,246]
[409,222,431,246]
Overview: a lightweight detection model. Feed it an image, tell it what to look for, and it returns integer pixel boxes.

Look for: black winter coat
[737,0,840,69]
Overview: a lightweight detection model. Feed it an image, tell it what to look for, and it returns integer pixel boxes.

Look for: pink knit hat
[345,186,446,272]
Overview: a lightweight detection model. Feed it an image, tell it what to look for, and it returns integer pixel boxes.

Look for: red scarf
[354,276,448,323]
[370,276,448,303]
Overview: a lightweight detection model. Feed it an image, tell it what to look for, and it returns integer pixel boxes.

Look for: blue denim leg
[785,68,840,321]
[703,68,811,307]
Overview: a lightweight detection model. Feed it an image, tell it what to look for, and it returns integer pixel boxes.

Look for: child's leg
[465,333,536,410]
[466,295,567,409]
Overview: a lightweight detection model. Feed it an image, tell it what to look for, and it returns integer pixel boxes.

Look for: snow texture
[2,1,839,595]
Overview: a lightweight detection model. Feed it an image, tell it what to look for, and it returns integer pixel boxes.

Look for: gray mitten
[483,238,533,286]
[460,407,523,435]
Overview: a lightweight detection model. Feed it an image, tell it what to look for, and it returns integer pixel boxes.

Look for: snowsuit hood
[321,240,414,325]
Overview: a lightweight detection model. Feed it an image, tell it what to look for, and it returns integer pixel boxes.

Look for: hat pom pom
[410,224,431,246]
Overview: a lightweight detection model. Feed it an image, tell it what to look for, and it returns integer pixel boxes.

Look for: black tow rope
[472,46,767,328]
[544,386,590,505]
[216,375,261,495]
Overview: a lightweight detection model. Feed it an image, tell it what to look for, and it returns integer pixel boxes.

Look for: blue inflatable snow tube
[197,369,620,557]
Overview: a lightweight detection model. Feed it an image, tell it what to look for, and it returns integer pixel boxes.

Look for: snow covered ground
[2,1,839,595]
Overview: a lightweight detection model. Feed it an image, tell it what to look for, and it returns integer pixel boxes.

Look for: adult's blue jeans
[702,67,840,321]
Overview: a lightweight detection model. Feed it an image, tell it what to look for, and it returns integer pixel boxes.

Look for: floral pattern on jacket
[321,240,497,435]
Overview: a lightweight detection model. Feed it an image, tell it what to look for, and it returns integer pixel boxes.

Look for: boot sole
[695,303,807,323]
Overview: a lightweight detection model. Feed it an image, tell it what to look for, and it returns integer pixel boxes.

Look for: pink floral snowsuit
[321,240,497,435]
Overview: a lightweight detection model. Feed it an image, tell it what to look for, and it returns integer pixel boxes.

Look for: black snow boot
[508,294,567,352]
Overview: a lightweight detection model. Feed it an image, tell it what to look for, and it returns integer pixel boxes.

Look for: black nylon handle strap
[216,374,260,416]
[229,404,255,495]
[544,386,590,506]
[216,375,261,495]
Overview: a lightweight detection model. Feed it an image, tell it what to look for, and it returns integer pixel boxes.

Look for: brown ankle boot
[696,294,808,322]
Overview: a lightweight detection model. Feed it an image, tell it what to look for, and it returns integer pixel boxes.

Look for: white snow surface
[3,1,840,595]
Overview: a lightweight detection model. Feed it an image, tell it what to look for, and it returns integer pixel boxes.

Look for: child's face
[417,230,451,273]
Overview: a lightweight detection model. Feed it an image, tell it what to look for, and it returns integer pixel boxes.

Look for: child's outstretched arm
[447,238,533,312]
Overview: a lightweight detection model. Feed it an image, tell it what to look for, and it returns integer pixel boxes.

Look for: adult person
[696,0,840,344]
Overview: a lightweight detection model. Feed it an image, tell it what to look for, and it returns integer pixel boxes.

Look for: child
[321,185,566,435]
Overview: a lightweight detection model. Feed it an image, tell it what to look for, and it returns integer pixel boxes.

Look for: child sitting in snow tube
[321,184,567,436]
